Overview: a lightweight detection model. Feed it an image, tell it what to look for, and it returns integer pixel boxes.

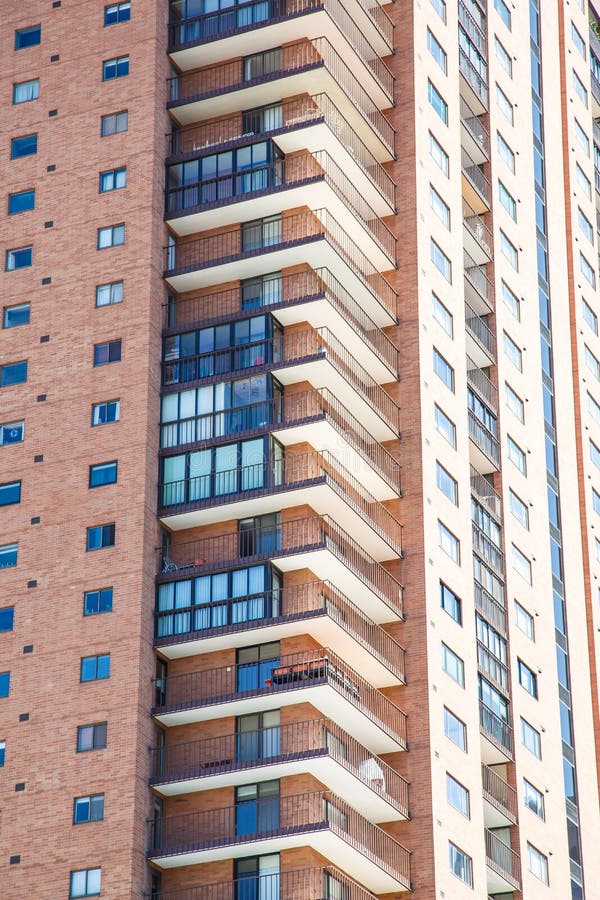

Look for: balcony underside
[153,752,407,822]
[465,327,494,370]
[480,730,512,766]
[469,434,499,476]
[461,171,489,216]
[482,793,516,828]
[169,12,392,110]
[156,607,402,687]
[486,861,520,894]
[169,65,393,162]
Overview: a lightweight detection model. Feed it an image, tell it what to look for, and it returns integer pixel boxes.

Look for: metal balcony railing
[485,829,521,888]
[149,865,382,900]
[167,93,395,208]
[460,96,489,157]
[467,359,497,411]
[477,641,509,693]
[462,199,492,257]
[168,0,395,100]
[458,0,487,55]
[158,515,404,617]
[470,467,502,519]
[459,46,489,108]
[481,764,517,822]
[464,250,494,309]
[164,208,397,320]
[472,524,503,575]
[590,24,600,61]
[461,148,491,203]
[167,38,395,155]
[474,580,507,634]
[155,578,407,682]
[151,717,409,814]
[465,303,496,361]
[468,410,500,465]
[154,648,408,747]
[166,149,396,262]
[592,70,600,106]
[479,701,513,758]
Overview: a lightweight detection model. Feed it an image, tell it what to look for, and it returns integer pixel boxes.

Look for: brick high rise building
[2,0,600,897]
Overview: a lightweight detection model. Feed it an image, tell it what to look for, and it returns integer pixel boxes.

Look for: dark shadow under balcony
[485,829,521,892]
[151,717,409,821]
[479,701,513,763]
[481,764,517,827]
[153,648,408,753]
[474,581,507,636]
[464,250,494,315]
[155,578,406,686]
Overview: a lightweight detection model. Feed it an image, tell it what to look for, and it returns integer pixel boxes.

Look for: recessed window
[430,0,446,21]
[494,36,512,76]
[8,189,35,215]
[434,404,456,447]
[590,439,600,471]
[496,84,514,123]
[576,163,591,199]
[430,185,450,228]
[574,118,590,155]
[501,281,519,319]
[95,281,124,307]
[585,345,600,379]
[6,246,32,271]
[505,383,524,422]
[497,132,515,171]
[80,654,111,682]
[0,421,24,445]
[428,80,448,124]
[427,29,447,73]
[0,544,18,568]
[527,843,549,884]
[431,240,451,281]
[13,79,39,104]
[15,24,41,49]
[84,588,113,616]
[440,582,461,624]
[104,2,131,25]
[580,253,596,288]
[91,400,120,426]
[494,0,511,29]
[77,722,107,752]
[573,70,588,106]
[69,868,101,898]
[432,293,453,335]
[10,134,37,158]
[86,523,115,551]
[524,779,545,818]
[438,521,460,563]
[499,231,518,269]
[433,348,454,390]
[444,707,466,750]
[73,794,104,824]
[0,608,14,632]
[0,361,28,387]
[449,842,472,886]
[507,435,526,475]
[518,659,538,697]
[515,601,534,639]
[512,545,532,584]
[446,774,470,817]
[89,461,117,488]
[99,167,126,192]
[593,488,600,514]
[578,209,593,243]
[582,299,598,332]
[0,481,21,507]
[442,643,464,686]
[429,132,449,176]
[498,181,516,220]
[102,55,129,80]
[509,489,529,528]
[572,21,586,57]
[3,303,30,329]
[0,672,10,697]
[588,392,600,424]
[93,340,121,366]
[97,224,125,249]
[0,741,5,766]
[436,462,457,504]
[101,110,128,136]
[521,717,541,758]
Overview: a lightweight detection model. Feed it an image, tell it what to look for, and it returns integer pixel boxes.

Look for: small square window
[102,55,129,80]
[0,543,18,568]
[69,868,101,898]
[93,340,121,366]
[86,524,115,551]
[84,588,113,616]
[97,224,125,249]
[104,2,131,25]
[440,583,462,624]
[13,79,39,104]
[11,134,37,159]
[0,608,14,632]
[0,361,28,387]
[101,111,128,136]
[8,190,35,215]
[3,304,30,328]
[6,246,33,271]
[0,672,10,697]
[15,25,41,49]
[95,281,124,307]
[89,461,118,488]
[0,421,25,445]
[80,654,111,682]
[77,722,107,752]
[99,167,126,192]
[524,779,545,819]
[0,482,21,507]
[92,400,120,426]
[73,794,105,824]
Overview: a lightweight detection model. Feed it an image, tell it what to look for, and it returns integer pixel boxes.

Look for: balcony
[458,45,488,113]
[468,410,500,474]
[479,701,513,763]
[155,577,406,686]
[153,648,408,753]
[461,148,491,212]
[462,199,492,264]
[165,151,395,270]
[458,0,487,57]
[151,718,409,821]
[148,790,411,891]
[460,95,489,164]
[593,70,600,116]
[158,515,404,623]
[474,581,507,635]
[167,0,394,107]
[161,387,401,499]
[465,304,496,366]
[467,360,497,412]
[167,38,394,160]
[464,250,494,314]
[481,764,517,826]
[477,641,509,694]
[472,524,503,576]
[164,208,397,324]
[485,829,521,892]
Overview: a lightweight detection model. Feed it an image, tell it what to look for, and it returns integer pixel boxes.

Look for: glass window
[433,348,454,390]
[97,224,125,248]
[430,185,450,227]
[69,868,101,898]
[99,167,126,192]
[523,780,545,818]
[80,654,111,682]
[573,69,588,106]
[434,405,456,447]
[497,132,515,171]
[0,672,10,698]
[494,0,511,29]
[507,435,526,474]
[96,281,124,307]
[494,36,512,76]
[0,481,21,507]
[436,462,457,504]
[431,240,451,281]
[3,304,30,328]
[102,55,129,80]
[8,189,35,215]
[92,400,120,426]
[93,340,121,365]
[521,718,541,757]
[572,22,586,57]
[77,723,107,752]
[518,659,538,697]
[0,361,28,387]
[11,134,37,158]
[430,0,446,22]
[449,842,472,885]
[13,79,39,104]
[428,80,448,123]
[501,280,520,319]
[440,583,461,623]
[101,110,128,135]
[444,707,466,750]
[585,345,600,379]
[104,2,131,25]
[442,643,464,686]
[576,163,591,199]
[578,209,593,243]
[498,181,516,220]
[15,25,41,49]
[73,794,104,824]
[432,293,453,335]
[505,383,524,422]
[89,462,118,488]
[0,741,5,766]
[512,545,532,584]
[86,523,115,551]
[574,118,590,154]
[503,331,522,370]
[496,84,514,123]
[84,588,113,616]
[527,843,549,883]
[580,253,596,288]
[438,521,460,563]
[0,421,24,445]
[500,231,518,269]
[509,489,529,527]
[590,439,600,470]
[427,29,447,72]
[588,392,600,424]
[429,132,449,176]
[514,601,534,639]
[582,299,598,332]
[6,246,33,271]
[0,607,14,632]
[446,774,470,817]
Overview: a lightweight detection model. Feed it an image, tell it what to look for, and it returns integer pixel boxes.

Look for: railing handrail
[467,357,498,410]
[474,580,506,634]
[485,828,521,884]
[464,302,496,360]
[479,700,513,755]
[470,465,501,519]
[460,95,490,156]
[468,409,500,464]
[458,45,489,108]
[461,147,491,202]
[481,763,517,819]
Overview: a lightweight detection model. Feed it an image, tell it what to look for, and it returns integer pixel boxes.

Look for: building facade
[2,0,600,898]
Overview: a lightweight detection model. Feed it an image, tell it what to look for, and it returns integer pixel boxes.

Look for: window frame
[102,55,130,81]
[104,2,131,25]
[91,400,120,426]
[80,654,111,683]
[101,110,128,136]
[444,707,467,750]
[84,588,114,617]
[86,523,116,551]
[89,461,118,488]
[77,722,108,752]
[15,24,42,49]
[10,134,37,159]
[3,303,31,329]
[442,642,465,686]
[13,79,39,104]
[440,582,462,624]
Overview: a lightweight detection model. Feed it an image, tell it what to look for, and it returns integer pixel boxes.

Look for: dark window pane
[15,25,41,49]
[11,134,37,158]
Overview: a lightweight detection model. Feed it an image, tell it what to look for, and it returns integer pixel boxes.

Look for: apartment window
[10,134,37,158]
[590,440,600,471]
[505,383,524,422]
[498,181,516,220]
[0,421,24,445]
[494,0,511,29]
[96,281,124,307]
[0,544,18,568]
[3,303,30,328]
[104,2,131,25]
[6,246,32,271]
[501,280,520,319]
[93,340,121,366]
[446,774,470,817]
[0,361,27,387]
[431,240,451,281]
[527,844,549,884]
[438,521,460,563]
[494,37,512,76]
[507,435,526,474]
[574,118,590,155]
[8,189,35,215]
[428,81,448,124]
[0,672,10,698]
[427,30,447,72]
[444,707,466,750]
[515,601,534,639]
[432,293,453,335]
[102,55,129,80]
[92,400,120,426]
[521,718,541,757]
[509,490,529,528]
[0,481,21,507]
[442,643,464,686]
[434,405,456,447]
[69,868,101,898]
[576,163,591,199]
[523,779,545,818]
[89,461,118,488]
[97,224,125,249]
[585,345,600,379]
[436,462,457,504]
[430,0,446,22]
[242,215,282,252]
[84,587,113,616]
[86,524,115,551]
[0,741,5,765]
[512,545,532,584]
[429,132,449,176]
[571,22,586,57]
[440,583,462,623]
[15,25,41,49]
[582,299,598,332]
[497,132,515,171]
[518,659,538,697]
[77,723,107,752]
[0,607,14,632]
[593,488,600,515]
[449,842,472,886]
[499,231,518,269]
[433,348,454,390]
[73,794,104,824]
[80,654,110,682]
[573,70,588,106]
[101,110,128,135]
[430,185,450,228]
[580,253,596,288]
[99,166,126,192]
[576,211,594,247]
[13,79,39,104]
[588,392,600,424]
[496,84,514,123]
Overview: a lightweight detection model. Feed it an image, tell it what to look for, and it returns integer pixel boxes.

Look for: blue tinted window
[15,25,41,49]
[0,672,10,697]
[0,361,27,387]
[80,654,111,682]
[0,544,18,568]
[11,134,37,158]
[6,247,32,271]
[89,462,117,488]
[104,2,130,25]
[0,608,14,632]
[102,56,129,80]
[0,741,5,765]
[3,304,30,328]
[8,189,35,215]
[84,588,113,616]
[86,524,115,551]
[0,482,21,506]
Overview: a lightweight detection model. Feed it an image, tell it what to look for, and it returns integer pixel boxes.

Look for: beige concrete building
[2,0,600,897]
